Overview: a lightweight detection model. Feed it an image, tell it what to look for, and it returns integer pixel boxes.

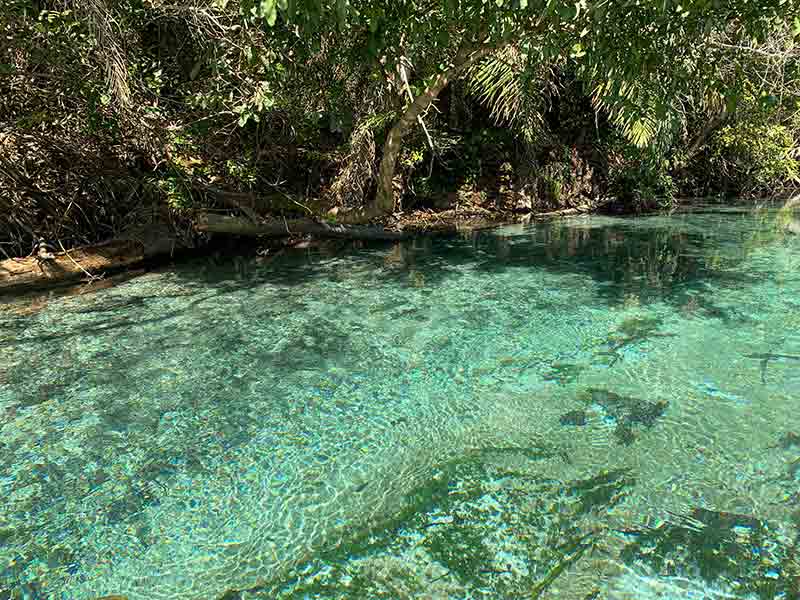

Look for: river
[1,205,798,599]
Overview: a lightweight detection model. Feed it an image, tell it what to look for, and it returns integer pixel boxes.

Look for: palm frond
[464,46,554,145]
[465,46,526,124]
[592,79,678,151]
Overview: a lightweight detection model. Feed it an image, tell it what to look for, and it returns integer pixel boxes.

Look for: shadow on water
[164,207,789,314]
[2,208,789,350]
[0,289,235,348]
[1,206,796,599]
[224,447,636,600]
[235,453,800,599]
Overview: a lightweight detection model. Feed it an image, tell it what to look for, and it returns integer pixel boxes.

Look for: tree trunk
[683,108,729,164]
[195,213,409,240]
[374,76,451,215]
[350,44,499,224]
[0,240,145,294]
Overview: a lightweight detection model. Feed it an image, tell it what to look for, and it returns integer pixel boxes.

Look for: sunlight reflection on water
[0,207,798,599]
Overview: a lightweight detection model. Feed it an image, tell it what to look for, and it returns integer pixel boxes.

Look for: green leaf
[336,0,347,29]
[260,0,277,26]
[557,3,576,19]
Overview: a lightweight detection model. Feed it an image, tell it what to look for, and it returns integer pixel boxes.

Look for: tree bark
[683,108,729,163]
[0,240,145,294]
[195,212,409,240]
[368,44,501,220]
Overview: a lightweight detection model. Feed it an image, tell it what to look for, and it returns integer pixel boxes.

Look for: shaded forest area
[2,0,800,261]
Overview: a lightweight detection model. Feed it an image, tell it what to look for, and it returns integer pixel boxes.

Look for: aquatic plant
[561,388,669,445]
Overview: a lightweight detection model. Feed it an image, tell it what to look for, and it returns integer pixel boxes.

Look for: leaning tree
[247,0,799,222]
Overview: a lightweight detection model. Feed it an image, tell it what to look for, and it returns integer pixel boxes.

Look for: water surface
[1,207,799,599]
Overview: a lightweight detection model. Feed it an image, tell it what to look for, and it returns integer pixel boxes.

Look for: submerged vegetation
[0,205,798,597]
[2,0,800,258]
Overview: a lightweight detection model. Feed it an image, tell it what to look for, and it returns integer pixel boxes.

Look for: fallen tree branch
[525,198,614,220]
[194,212,409,240]
[192,184,262,223]
[0,240,144,294]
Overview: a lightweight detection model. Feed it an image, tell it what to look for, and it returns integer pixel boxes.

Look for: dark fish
[745,353,800,361]
[559,410,588,426]
[581,388,668,445]
[626,400,668,428]
[614,424,637,446]
[745,353,800,384]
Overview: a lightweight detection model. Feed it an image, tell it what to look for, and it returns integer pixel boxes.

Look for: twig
[710,41,799,59]
[57,240,103,283]
[530,533,593,599]
[429,569,452,584]
[289,198,314,215]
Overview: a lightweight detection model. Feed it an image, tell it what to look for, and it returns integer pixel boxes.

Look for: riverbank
[2,195,795,297]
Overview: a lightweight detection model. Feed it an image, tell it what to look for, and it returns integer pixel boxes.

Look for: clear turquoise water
[1,207,799,599]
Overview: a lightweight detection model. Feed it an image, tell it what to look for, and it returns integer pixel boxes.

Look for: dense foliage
[1,0,799,254]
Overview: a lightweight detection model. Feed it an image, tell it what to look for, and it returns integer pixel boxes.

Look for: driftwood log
[194,212,409,241]
[0,240,144,294]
